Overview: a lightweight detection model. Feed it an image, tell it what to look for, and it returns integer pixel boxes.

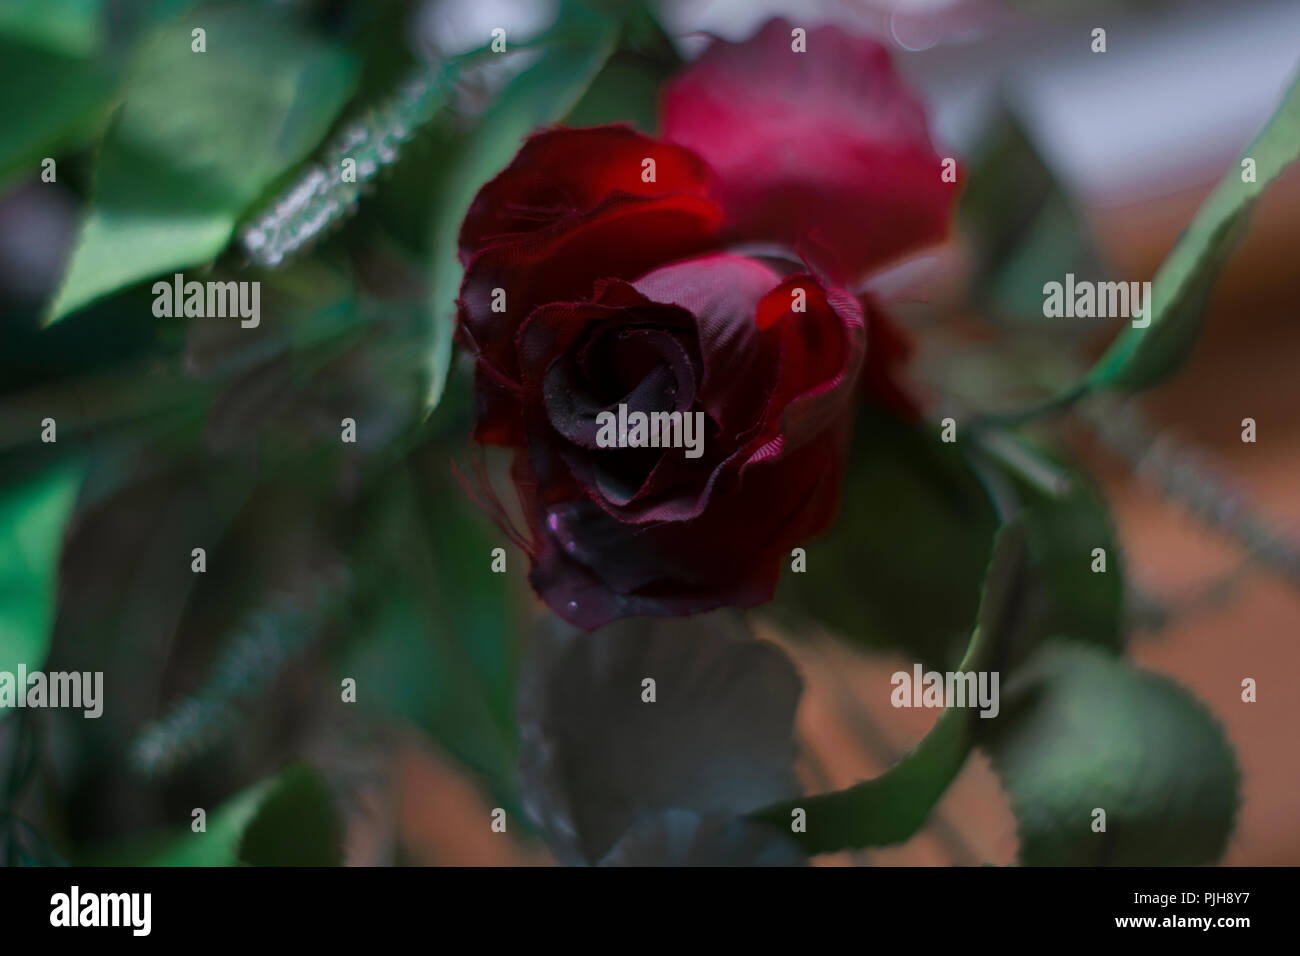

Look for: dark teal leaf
[0,38,116,190]
[563,0,680,132]
[959,105,1105,324]
[520,610,802,865]
[564,50,669,132]
[774,405,998,669]
[990,436,1125,663]
[982,639,1238,865]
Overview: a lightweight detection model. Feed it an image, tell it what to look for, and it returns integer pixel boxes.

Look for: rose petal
[631,255,781,438]
[661,18,955,283]
[523,427,847,628]
[459,126,715,259]
[459,193,722,445]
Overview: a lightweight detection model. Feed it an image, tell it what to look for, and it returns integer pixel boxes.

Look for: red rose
[455,21,953,629]
[458,127,723,446]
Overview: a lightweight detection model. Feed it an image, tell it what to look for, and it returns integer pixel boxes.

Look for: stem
[237,41,539,270]
[970,380,1092,431]
[972,429,1074,499]
[1126,564,1249,636]
[1081,391,1300,590]
[812,636,981,867]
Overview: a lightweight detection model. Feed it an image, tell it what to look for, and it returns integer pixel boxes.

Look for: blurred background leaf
[563,2,681,131]
[85,762,341,865]
[0,38,116,190]
[235,762,343,866]
[47,5,358,322]
[334,445,525,813]
[0,458,82,715]
[959,102,1107,327]
[0,0,105,56]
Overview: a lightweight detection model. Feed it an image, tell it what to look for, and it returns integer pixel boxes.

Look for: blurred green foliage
[0,460,82,707]
[47,6,359,321]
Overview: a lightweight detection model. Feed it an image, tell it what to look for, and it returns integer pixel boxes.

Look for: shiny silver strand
[238,66,453,268]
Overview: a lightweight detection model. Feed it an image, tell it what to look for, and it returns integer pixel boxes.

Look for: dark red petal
[630,255,782,437]
[458,193,722,445]
[661,18,956,283]
[515,286,725,524]
[459,125,715,260]
[745,277,864,459]
[524,416,850,630]
[461,195,722,367]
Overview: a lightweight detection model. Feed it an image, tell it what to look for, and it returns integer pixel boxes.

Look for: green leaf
[133,764,341,866]
[982,640,1238,865]
[236,764,344,866]
[421,10,618,412]
[564,10,680,134]
[1085,67,1300,389]
[46,8,358,323]
[959,106,1105,324]
[337,457,523,807]
[751,524,1029,855]
[0,39,116,190]
[1021,480,1123,654]
[987,436,1125,663]
[774,406,998,669]
[0,460,82,719]
[0,0,104,56]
